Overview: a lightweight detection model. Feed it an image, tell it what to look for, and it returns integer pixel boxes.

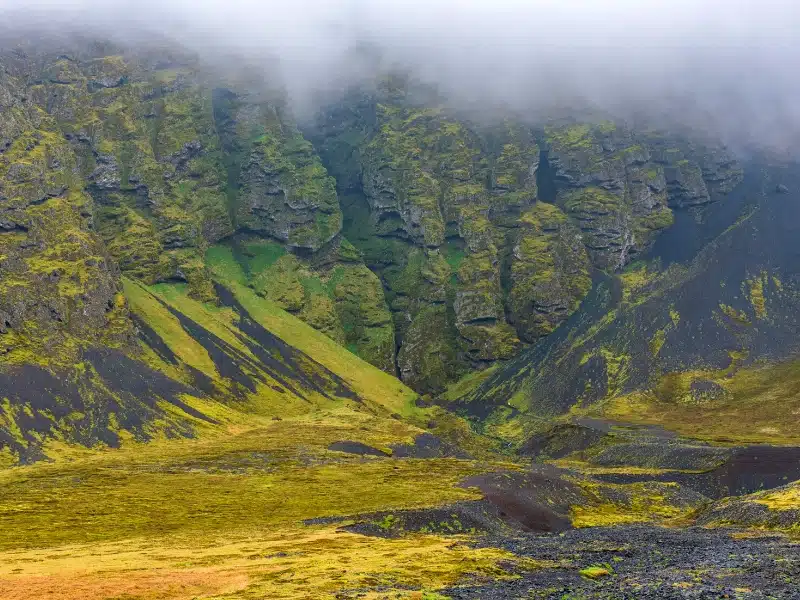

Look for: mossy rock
[397,304,463,394]
[508,202,591,342]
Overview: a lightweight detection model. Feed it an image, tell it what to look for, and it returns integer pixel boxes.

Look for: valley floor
[2,411,800,599]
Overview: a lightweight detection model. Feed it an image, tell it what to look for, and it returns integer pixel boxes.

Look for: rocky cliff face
[311,84,744,393]
[454,161,800,447]
[0,40,747,397]
[0,49,131,367]
[0,41,396,375]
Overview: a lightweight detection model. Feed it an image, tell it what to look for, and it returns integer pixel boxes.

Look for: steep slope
[0,264,417,464]
[453,161,800,446]
[310,85,743,394]
[0,40,400,385]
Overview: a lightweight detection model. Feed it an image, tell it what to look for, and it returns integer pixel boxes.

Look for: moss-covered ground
[0,410,528,599]
[589,359,800,445]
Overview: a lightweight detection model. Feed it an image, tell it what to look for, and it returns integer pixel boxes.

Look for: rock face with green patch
[544,122,674,270]
[457,163,800,446]
[311,85,745,393]
[216,90,342,252]
[0,42,396,375]
[22,48,234,302]
[0,57,131,366]
[543,122,742,270]
[232,235,396,373]
[508,202,592,342]
[313,85,546,392]
[0,41,749,397]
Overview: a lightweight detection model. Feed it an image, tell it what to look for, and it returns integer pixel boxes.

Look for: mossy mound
[698,480,800,536]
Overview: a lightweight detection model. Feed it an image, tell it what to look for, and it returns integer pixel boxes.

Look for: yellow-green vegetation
[233,103,342,251]
[580,565,612,580]
[571,480,699,527]
[0,411,527,599]
[599,347,630,398]
[650,326,669,357]
[619,262,660,304]
[0,106,131,367]
[719,303,751,326]
[509,202,591,341]
[0,529,512,600]
[747,272,768,319]
[551,459,689,477]
[545,123,594,150]
[205,244,417,416]
[235,237,397,373]
[439,365,501,405]
[701,481,800,537]
[594,359,800,444]
[755,482,800,511]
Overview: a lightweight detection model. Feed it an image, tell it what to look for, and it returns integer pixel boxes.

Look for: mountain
[2,37,800,599]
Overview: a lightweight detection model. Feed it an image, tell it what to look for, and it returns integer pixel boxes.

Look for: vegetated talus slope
[454,161,800,447]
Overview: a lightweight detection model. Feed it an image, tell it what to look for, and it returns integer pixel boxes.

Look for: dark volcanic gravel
[443,525,800,599]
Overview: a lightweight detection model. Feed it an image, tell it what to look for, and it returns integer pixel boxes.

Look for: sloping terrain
[1,35,800,600]
[453,161,800,447]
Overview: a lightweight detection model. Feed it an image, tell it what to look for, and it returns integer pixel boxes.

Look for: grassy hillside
[204,244,417,417]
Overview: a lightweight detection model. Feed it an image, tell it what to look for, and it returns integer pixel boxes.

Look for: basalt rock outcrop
[311,85,743,393]
[0,40,394,374]
[0,40,747,396]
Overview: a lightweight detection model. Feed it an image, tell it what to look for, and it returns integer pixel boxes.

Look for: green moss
[206,244,418,416]
[545,124,594,150]
[508,203,591,341]
[650,327,668,357]
[719,303,751,326]
[571,480,699,527]
[0,116,131,366]
[398,304,464,394]
[580,565,612,579]
[619,262,661,304]
[234,105,342,250]
[747,273,767,319]
[232,239,395,372]
[597,358,800,444]
[329,264,396,373]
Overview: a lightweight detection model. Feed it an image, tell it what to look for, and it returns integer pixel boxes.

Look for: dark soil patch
[593,444,800,499]
[588,441,732,471]
[0,348,214,464]
[460,466,582,533]
[327,441,389,457]
[521,423,607,459]
[389,433,471,459]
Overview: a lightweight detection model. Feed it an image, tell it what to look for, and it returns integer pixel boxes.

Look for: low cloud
[1,0,799,152]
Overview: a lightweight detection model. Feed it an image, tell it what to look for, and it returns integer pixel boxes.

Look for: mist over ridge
[1,0,799,152]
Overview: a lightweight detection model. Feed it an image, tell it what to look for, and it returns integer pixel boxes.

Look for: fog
[1,0,799,152]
